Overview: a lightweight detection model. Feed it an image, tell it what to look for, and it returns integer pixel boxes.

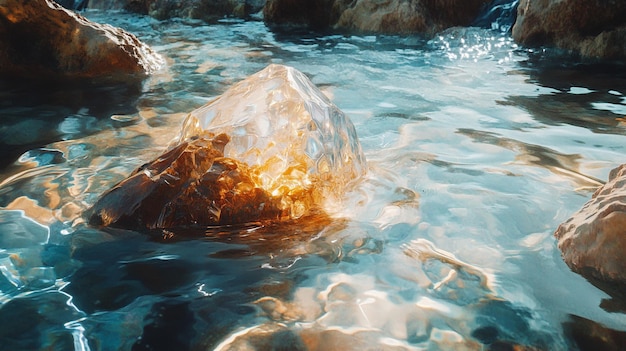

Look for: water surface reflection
[0,12,626,351]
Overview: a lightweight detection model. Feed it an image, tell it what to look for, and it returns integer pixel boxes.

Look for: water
[1,10,626,351]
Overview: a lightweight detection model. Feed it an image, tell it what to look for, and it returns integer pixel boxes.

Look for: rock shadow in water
[456,128,604,188]
[0,77,143,169]
[504,60,626,133]
[563,314,626,351]
[0,290,84,351]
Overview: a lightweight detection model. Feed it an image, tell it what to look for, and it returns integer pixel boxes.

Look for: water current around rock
[0,10,625,351]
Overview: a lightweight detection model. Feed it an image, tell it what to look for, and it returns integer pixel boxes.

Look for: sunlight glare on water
[0,10,626,351]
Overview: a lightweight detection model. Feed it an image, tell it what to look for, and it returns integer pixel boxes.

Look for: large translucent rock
[89,64,366,229]
[179,64,366,204]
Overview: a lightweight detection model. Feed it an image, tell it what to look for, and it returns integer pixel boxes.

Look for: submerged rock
[512,0,626,59]
[555,164,626,290]
[264,0,491,35]
[89,64,366,229]
[0,0,163,79]
[563,315,626,351]
[215,263,549,350]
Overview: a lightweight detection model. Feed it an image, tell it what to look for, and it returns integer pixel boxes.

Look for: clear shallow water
[1,10,626,351]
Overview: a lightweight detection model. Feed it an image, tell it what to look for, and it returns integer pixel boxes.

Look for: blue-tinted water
[1,10,626,351]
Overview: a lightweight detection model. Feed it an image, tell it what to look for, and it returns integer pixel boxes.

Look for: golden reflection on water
[4,196,56,225]
[0,110,184,227]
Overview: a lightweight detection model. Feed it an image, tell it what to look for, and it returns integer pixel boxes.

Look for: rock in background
[76,0,265,21]
[555,164,626,292]
[262,0,334,30]
[0,0,163,79]
[512,0,626,59]
[264,0,492,35]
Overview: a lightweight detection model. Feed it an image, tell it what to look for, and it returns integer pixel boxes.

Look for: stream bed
[1,10,626,351]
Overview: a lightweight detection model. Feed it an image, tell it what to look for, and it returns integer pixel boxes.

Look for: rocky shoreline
[50,0,626,60]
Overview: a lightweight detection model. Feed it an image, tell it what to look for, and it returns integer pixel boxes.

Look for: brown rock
[263,0,338,30]
[563,315,626,351]
[334,0,429,34]
[555,164,626,288]
[87,0,265,21]
[335,0,492,35]
[512,0,626,59]
[264,0,491,35]
[0,0,163,79]
[88,133,314,229]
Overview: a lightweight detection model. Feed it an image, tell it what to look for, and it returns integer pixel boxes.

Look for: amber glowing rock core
[89,64,366,229]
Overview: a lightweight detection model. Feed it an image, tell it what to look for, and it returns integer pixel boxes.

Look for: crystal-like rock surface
[180,64,366,202]
[89,64,366,229]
